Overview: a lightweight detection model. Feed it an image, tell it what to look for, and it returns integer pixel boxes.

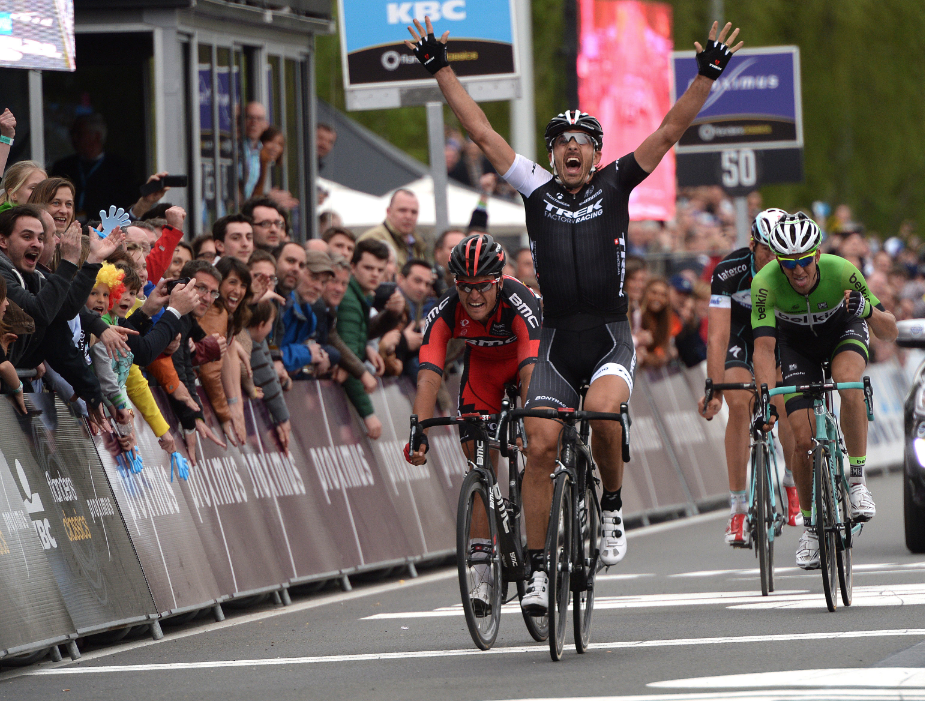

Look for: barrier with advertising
[0,360,907,661]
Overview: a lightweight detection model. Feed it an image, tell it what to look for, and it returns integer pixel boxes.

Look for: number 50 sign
[671,46,804,193]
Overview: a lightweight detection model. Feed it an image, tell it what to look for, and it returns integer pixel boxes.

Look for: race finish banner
[338,0,521,110]
[577,0,675,220]
[0,2,76,71]
[671,46,804,194]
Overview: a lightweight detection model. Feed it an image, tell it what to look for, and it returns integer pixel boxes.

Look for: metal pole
[426,101,449,238]
[735,195,750,248]
[711,0,724,25]
[28,70,44,166]
[564,0,579,107]
[511,0,536,161]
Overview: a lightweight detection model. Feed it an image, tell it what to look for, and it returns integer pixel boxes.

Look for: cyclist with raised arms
[405,234,541,613]
[405,15,742,613]
[699,208,801,546]
[751,213,897,568]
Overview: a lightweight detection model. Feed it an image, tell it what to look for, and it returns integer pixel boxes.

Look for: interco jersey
[502,153,649,330]
[750,253,882,343]
[709,246,755,329]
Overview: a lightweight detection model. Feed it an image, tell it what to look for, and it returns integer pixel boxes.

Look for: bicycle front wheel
[754,443,773,596]
[573,466,600,652]
[814,448,838,612]
[456,471,503,649]
[517,578,549,642]
[835,465,853,607]
[546,475,573,662]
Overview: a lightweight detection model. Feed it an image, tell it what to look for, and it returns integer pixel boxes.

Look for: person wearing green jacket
[337,238,390,439]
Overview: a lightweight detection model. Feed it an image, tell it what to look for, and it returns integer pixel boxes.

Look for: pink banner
[578,0,675,220]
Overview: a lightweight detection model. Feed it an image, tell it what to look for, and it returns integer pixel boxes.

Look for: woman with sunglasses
[751,213,898,569]
[404,233,541,613]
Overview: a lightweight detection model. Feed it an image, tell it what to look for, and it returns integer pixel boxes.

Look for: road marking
[363,582,925,619]
[26,631,925,675]
[487,691,925,701]
[649,666,925,689]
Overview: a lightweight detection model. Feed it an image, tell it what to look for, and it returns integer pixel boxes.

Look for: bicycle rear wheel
[573,467,600,653]
[546,475,573,662]
[755,444,773,597]
[456,471,503,649]
[835,464,853,607]
[814,449,838,612]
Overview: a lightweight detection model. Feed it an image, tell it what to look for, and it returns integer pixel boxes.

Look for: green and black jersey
[750,254,883,344]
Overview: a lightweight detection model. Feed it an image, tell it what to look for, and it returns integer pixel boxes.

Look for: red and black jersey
[419,275,542,375]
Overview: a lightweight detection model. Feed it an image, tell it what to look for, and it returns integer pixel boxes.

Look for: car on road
[895,319,925,553]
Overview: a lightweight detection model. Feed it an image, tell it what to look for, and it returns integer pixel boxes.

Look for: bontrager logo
[534,396,566,407]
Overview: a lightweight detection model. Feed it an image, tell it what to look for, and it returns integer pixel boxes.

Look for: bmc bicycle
[507,393,630,661]
[703,380,786,596]
[760,368,874,612]
[409,404,548,650]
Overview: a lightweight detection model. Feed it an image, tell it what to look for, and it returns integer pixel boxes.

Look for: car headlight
[914,437,925,468]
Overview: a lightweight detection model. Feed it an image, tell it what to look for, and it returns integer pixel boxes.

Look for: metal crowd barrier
[0,359,907,663]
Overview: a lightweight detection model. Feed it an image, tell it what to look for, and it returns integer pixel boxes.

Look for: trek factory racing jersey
[418,276,542,375]
[502,153,649,330]
[750,253,883,344]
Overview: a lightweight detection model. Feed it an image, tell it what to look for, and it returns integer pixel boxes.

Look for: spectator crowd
[0,103,920,471]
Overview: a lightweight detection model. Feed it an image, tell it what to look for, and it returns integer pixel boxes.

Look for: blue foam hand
[98,205,131,238]
[170,451,190,482]
[128,448,145,474]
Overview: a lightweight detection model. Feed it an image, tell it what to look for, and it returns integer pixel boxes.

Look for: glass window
[216,46,235,218]
[198,43,216,230]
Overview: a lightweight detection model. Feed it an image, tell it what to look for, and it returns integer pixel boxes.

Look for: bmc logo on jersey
[508,293,539,328]
[543,200,603,224]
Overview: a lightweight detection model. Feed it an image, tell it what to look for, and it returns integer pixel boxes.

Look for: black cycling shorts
[525,320,635,410]
[725,322,754,371]
[778,318,870,414]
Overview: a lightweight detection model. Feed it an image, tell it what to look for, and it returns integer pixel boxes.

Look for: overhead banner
[577,0,675,220]
[338,0,520,109]
[671,46,804,191]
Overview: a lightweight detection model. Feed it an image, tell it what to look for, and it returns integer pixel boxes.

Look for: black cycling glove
[752,403,778,433]
[412,33,450,75]
[696,39,734,79]
[846,290,872,319]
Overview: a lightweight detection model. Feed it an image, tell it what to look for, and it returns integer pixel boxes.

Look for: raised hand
[59,221,83,265]
[404,17,450,75]
[694,22,743,79]
[87,224,126,265]
[98,205,131,238]
[0,108,15,138]
[168,280,199,316]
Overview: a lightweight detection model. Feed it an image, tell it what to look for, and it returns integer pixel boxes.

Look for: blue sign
[338,0,517,88]
[671,46,802,153]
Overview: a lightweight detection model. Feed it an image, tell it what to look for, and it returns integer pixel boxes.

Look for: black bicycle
[410,400,548,650]
[703,380,785,596]
[508,394,630,661]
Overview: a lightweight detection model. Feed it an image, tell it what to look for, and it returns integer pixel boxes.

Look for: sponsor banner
[0,432,76,655]
[622,372,691,513]
[642,366,729,502]
[671,46,803,153]
[578,0,675,221]
[9,394,156,634]
[338,0,516,88]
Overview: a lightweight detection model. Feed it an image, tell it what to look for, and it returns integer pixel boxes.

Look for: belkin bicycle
[703,380,785,596]
[507,389,630,661]
[409,396,548,650]
[760,366,874,612]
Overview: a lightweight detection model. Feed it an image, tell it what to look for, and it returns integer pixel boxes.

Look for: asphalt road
[2,470,923,701]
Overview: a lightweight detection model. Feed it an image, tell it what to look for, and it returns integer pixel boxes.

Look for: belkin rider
[405,15,743,615]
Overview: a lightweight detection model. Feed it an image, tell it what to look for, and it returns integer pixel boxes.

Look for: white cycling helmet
[751,207,788,246]
[768,212,822,256]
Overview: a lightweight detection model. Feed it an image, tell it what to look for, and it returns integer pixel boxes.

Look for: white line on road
[650,667,925,689]
[487,690,925,701]
[362,583,925,619]
[26,630,925,675]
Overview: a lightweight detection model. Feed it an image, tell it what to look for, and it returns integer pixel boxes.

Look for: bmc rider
[405,234,541,612]
[751,214,898,569]
[699,208,800,546]
[405,16,742,613]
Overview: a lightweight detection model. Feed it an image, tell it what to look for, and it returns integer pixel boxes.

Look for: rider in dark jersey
[699,209,799,547]
[405,14,743,614]
[752,213,898,569]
